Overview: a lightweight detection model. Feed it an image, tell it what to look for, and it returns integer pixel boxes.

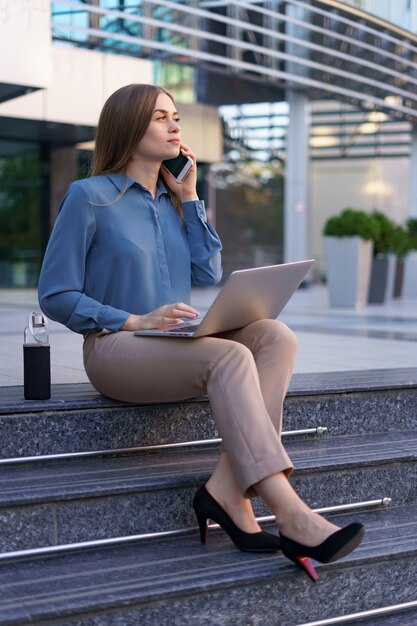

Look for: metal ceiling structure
[51,0,417,119]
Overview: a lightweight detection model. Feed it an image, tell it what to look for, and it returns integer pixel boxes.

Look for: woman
[38,83,363,582]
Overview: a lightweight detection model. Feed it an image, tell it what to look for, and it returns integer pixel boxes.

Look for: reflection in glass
[0,142,41,288]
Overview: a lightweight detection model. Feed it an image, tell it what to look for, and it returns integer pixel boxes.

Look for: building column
[410,124,417,218]
[50,146,78,229]
[40,142,51,257]
[284,89,311,262]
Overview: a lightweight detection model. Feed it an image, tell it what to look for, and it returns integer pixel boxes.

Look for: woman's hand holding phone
[161,143,198,203]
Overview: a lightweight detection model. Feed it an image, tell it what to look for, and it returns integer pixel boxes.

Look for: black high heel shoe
[193,485,281,553]
[280,522,365,582]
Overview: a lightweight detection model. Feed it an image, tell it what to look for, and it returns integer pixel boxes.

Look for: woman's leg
[218,319,297,431]
[206,449,262,533]
[255,472,339,546]
[84,329,285,535]
[206,319,298,531]
[83,329,337,547]
[214,321,339,545]
[84,329,292,486]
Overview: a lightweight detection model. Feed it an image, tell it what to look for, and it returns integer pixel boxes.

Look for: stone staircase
[0,368,416,626]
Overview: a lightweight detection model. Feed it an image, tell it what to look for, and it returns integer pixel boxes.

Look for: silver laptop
[134,259,314,338]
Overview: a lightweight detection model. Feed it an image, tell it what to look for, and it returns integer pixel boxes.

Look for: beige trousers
[83,319,296,496]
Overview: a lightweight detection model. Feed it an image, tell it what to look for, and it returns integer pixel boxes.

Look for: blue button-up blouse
[38,173,222,334]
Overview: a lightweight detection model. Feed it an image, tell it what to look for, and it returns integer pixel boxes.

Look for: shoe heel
[296,556,319,582]
[193,485,281,553]
[194,505,208,544]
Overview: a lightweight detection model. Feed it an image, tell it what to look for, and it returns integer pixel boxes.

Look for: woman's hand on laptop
[121,303,200,331]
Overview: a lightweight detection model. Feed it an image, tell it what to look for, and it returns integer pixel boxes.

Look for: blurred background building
[1,0,417,285]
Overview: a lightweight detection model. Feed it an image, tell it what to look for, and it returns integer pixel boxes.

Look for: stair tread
[1,430,416,506]
[0,504,415,625]
[1,368,416,415]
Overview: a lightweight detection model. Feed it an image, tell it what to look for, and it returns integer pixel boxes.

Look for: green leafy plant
[406,218,417,251]
[370,211,396,255]
[323,208,381,241]
[391,225,411,258]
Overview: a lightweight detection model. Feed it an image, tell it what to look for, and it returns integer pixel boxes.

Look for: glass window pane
[0,142,41,288]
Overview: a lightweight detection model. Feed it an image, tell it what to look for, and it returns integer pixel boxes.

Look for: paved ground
[1,285,416,387]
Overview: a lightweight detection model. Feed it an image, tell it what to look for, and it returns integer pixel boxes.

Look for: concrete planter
[385,254,397,300]
[393,258,405,298]
[368,255,390,304]
[402,252,417,297]
[324,236,373,308]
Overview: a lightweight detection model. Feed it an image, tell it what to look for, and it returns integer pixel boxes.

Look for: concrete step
[0,504,415,626]
[0,368,416,458]
[0,430,415,553]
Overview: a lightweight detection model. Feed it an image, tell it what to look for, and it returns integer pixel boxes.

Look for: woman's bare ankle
[205,481,261,534]
[278,509,339,547]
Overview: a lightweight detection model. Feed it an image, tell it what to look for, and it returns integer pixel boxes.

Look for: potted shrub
[367,211,396,304]
[391,225,411,298]
[403,218,417,297]
[323,208,380,308]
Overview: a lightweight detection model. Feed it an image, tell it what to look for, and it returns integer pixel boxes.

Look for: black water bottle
[23,312,51,400]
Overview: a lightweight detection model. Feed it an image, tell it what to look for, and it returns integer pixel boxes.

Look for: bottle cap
[24,312,49,344]
[32,314,45,327]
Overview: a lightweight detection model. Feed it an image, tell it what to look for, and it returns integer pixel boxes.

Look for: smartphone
[162,153,193,183]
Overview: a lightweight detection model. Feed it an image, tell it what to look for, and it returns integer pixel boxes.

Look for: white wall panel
[0,0,51,89]
[0,90,44,119]
[103,54,154,101]
[0,44,222,162]
[45,47,104,126]
[311,158,410,268]
[0,46,154,126]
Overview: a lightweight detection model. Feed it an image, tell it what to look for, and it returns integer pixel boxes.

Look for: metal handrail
[0,426,327,465]
[0,496,391,563]
[297,598,417,625]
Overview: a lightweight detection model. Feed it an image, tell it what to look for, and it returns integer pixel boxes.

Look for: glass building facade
[343,0,417,32]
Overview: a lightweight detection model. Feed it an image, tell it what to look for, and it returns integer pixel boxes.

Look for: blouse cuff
[181,199,207,224]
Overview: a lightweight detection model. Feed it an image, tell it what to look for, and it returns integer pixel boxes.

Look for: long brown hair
[90,83,182,213]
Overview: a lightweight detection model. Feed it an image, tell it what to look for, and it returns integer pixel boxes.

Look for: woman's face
[133,92,181,163]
